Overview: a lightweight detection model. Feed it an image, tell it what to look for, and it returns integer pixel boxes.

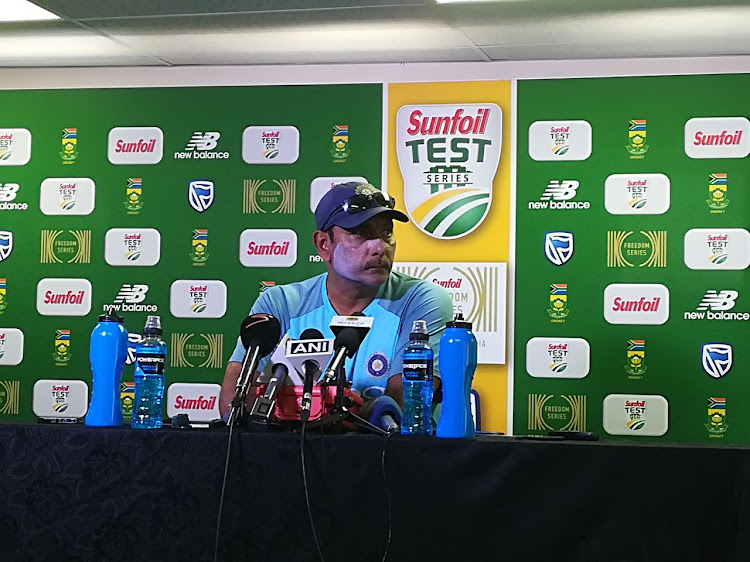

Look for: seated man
[219,182,452,418]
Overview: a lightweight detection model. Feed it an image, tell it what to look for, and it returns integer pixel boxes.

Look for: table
[0,424,748,561]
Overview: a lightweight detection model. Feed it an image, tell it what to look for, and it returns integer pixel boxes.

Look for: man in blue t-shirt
[219,181,453,418]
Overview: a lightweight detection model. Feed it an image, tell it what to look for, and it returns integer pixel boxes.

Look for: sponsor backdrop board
[388,81,512,434]
[0,84,382,422]
[514,74,750,443]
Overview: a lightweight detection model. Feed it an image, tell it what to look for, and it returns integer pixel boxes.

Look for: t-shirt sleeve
[227,288,286,371]
[390,281,453,379]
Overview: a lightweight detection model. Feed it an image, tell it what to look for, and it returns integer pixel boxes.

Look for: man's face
[329,215,396,287]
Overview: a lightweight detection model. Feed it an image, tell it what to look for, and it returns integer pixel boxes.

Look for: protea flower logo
[396,104,501,239]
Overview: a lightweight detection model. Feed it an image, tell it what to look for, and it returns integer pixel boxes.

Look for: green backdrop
[515,73,750,443]
[0,83,383,422]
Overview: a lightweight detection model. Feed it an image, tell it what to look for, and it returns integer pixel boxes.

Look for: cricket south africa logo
[396,104,502,239]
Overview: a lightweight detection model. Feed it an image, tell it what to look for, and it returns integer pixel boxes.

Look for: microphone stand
[302,361,386,435]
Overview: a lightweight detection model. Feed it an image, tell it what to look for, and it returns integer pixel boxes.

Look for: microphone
[360,396,402,434]
[288,329,326,422]
[322,314,373,384]
[249,362,288,426]
[230,314,281,425]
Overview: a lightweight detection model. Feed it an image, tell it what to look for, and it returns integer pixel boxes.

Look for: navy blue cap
[314,182,408,231]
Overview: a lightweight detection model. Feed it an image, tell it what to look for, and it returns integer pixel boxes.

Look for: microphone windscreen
[300,328,324,340]
[240,314,281,356]
[334,327,362,357]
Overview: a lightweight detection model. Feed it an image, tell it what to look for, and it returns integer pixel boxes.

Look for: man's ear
[313,230,333,263]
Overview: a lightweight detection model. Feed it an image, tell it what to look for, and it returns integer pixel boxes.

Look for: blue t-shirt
[229,271,453,401]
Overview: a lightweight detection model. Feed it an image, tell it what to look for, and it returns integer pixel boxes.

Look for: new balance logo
[684,289,749,321]
[697,290,738,311]
[0,183,19,201]
[541,180,579,201]
[114,284,148,304]
[185,132,220,151]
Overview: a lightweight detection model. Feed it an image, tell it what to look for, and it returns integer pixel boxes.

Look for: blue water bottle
[436,313,478,439]
[85,307,129,427]
[131,315,167,429]
[401,320,434,435]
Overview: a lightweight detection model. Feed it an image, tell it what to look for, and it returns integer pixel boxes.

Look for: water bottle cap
[446,312,472,330]
[410,319,429,341]
[98,306,124,323]
[143,315,162,336]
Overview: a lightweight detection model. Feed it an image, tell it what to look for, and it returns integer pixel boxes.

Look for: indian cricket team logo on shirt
[706,173,729,213]
[53,329,71,365]
[547,284,569,322]
[190,229,209,265]
[626,120,648,159]
[396,103,501,239]
[544,232,574,266]
[701,343,733,379]
[60,128,78,164]
[331,125,350,162]
[124,178,143,214]
[625,339,647,379]
[366,352,389,378]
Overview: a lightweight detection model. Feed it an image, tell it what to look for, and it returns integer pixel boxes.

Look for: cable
[213,416,236,562]
[301,421,326,562]
[380,432,393,562]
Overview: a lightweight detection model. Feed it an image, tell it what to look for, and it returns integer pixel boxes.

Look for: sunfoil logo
[397,104,501,239]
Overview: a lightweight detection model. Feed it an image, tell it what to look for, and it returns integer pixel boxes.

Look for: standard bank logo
[684,228,750,270]
[0,128,32,166]
[685,117,750,159]
[36,278,92,316]
[170,280,227,319]
[544,231,574,266]
[107,127,164,165]
[396,104,501,239]
[242,126,300,164]
[604,174,670,215]
[105,228,161,266]
[0,328,24,366]
[701,343,733,379]
[528,120,592,161]
[40,178,96,215]
[0,231,13,262]
[526,337,590,379]
[174,132,229,160]
[188,180,215,212]
[604,283,669,325]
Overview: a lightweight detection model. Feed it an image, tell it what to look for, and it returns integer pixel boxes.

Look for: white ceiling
[2,0,750,67]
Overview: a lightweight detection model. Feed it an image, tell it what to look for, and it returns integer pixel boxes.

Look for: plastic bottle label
[403,360,433,382]
[136,353,165,375]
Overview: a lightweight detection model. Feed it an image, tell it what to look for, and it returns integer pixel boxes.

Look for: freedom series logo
[396,104,501,239]
[40,230,91,264]
[701,343,733,379]
[0,380,20,414]
[527,394,587,432]
[544,232,574,266]
[170,333,224,369]
[243,179,296,214]
[607,230,667,268]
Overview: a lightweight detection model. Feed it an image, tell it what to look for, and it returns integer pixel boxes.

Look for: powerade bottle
[436,313,478,439]
[85,307,129,427]
[131,316,167,429]
[401,320,434,435]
